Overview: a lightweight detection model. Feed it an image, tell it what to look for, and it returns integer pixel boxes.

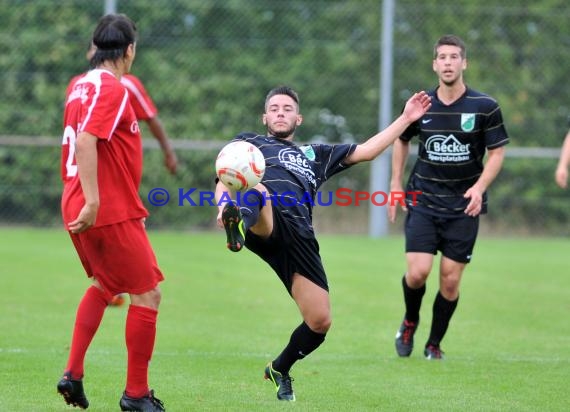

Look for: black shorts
[244,207,328,295]
[405,208,479,263]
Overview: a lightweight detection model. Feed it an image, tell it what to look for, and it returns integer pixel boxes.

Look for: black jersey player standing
[215,86,431,401]
[389,35,510,360]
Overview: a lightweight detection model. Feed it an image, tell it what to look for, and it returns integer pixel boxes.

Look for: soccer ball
[215,141,266,190]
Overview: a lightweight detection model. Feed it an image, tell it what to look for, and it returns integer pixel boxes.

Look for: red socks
[64,289,158,399]
[65,286,108,379]
[125,305,158,398]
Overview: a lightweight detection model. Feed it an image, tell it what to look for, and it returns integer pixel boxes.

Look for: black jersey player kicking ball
[215,85,431,400]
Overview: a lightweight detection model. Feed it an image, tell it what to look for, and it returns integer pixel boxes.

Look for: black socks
[402,275,426,323]
[427,291,458,346]
[272,322,326,374]
[240,189,264,231]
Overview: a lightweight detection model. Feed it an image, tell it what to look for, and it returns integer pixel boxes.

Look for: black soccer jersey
[232,132,356,236]
[400,87,509,217]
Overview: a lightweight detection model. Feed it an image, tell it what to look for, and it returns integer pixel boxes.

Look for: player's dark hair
[434,34,466,59]
[90,14,137,68]
[265,86,300,110]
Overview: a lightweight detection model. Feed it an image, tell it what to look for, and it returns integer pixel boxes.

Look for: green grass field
[1,227,568,411]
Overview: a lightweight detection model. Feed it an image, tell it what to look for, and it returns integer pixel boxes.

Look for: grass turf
[0,227,568,411]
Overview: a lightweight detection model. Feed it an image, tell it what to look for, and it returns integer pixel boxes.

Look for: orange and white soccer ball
[215,141,266,191]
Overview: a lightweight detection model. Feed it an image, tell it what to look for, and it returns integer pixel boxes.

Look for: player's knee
[130,287,161,309]
[440,282,459,300]
[308,314,331,334]
[150,287,162,307]
[406,271,429,287]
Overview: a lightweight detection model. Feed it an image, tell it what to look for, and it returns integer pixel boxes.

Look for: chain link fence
[1,0,569,235]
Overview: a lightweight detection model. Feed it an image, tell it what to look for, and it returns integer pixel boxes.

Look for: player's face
[433,45,467,86]
[263,95,302,140]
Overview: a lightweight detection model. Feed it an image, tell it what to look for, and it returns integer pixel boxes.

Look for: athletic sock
[272,322,326,375]
[125,305,158,398]
[427,291,458,346]
[65,286,108,379]
[240,189,264,231]
[402,274,425,323]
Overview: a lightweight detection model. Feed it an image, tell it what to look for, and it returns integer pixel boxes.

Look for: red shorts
[69,218,164,300]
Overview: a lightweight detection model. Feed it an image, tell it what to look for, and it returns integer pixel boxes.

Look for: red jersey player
[57,14,165,412]
[67,43,178,308]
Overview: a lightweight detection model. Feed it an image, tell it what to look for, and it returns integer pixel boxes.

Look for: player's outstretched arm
[345,91,430,165]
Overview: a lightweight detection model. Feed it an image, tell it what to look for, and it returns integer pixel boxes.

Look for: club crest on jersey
[299,145,316,161]
[461,113,475,132]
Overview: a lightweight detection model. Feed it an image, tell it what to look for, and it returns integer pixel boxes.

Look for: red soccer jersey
[120,74,158,121]
[61,69,148,228]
